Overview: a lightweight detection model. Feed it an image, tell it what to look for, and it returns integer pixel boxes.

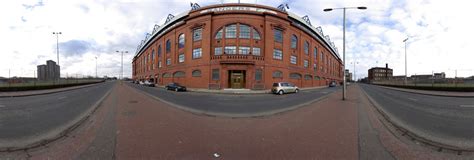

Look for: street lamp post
[403,37,408,85]
[95,56,98,78]
[52,32,62,66]
[324,6,367,100]
[351,61,358,82]
[116,51,128,80]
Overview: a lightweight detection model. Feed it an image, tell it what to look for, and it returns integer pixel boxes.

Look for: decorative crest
[165,14,175,24]
[277,3,289,12]
[302,15,311,26]
[190,2,200,11]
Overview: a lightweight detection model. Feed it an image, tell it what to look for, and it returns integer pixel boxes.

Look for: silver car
[272,82,299,95]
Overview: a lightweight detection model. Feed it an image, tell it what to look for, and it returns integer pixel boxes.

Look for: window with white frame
[253,28,260,40]
[304,60,309,68]
[290,55,297,64]
[273,49,283,60]
[214,47,222,55]
[239,46,250,55]
[239,25,250,39]
[178,34,185,48]
[166,58,171,65]
[225,46,237,54]
[192,48,202,59]
[215,29,223,39]
[252,47,261,56]
[178,53,184,63]
[193,28,202,41]
[225,24,236,38]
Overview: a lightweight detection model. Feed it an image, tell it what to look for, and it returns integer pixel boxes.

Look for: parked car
[272,82,299,95]
[165,83,187,92]
[329,81,337,87]
[143,80,155,87]
[138,81,144,85]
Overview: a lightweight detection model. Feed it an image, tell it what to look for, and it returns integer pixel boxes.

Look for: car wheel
[278,90,284,95]
[165,87,168,90]
[175,88,178,92]
[295,89,299,93]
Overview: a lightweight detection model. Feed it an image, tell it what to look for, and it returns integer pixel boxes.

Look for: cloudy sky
[1,0,473,79]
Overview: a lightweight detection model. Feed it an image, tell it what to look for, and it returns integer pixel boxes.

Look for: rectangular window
[192,48,202,59]
[239,25,250,38]
[214,47,222,55]
[166,58,171,65]
[212,69,219,80]
[225,46,237,54]
[252,47,261,56]
[321,52,324,64]
[290,55,297,64]
[304,60,309,68]
[178,54,184,63]
[193,28,202,41]
[255,69,262,81]
[273,49,283,60]
[304,41,309,55]
[313,47,317,59]
[225,25,236,38]
[239,46,250,55]
[159,61,162,68]
[313,63,317,72]
[274,29,283,43]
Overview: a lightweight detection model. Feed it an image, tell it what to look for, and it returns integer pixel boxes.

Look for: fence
[0,78,104,88]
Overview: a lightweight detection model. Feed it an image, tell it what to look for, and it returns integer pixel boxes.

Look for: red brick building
[132,3,344,90]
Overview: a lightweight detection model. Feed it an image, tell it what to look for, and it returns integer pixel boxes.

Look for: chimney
[386,63,388,69]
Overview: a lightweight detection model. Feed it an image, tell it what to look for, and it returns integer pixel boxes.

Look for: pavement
[378,85,474,97]
[0,82,471,159]
[0,82,105,97]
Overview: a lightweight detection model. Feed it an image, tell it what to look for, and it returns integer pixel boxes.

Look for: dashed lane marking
[407,98,418,101]
[459,105,474,108]
[0,104,5,108]
[58,96,67,100]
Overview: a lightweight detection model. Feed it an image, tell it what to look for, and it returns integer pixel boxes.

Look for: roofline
[133,3,341,62]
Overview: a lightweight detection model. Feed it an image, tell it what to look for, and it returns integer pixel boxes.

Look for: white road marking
[408,98,418,101]
[460,105,474,108]
[58,96,67,100]
[322,92,328,94]
[0,104,5,108]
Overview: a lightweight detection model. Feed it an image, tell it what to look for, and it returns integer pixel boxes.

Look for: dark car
[165,83,187,92]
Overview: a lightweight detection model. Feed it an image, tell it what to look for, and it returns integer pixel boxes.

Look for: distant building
[368,63,393,83]
[37,60,60,81]
[411,74,432,80]
[433,72,446,79]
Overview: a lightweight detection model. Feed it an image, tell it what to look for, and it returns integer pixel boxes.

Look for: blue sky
[1,0,473,78]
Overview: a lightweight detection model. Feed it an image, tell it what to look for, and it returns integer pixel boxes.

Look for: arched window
[253,28,260,40]
[215,29,223,39]
[274,29,283,43]
[178,34,185,48]
[173,71,185,78]
[165,39,171,52]
[304,74,312,80]
[162,72,171,78]
[192,70,202,77]
[151,49,155,60]
[225,24,236,38]
[157,45,162,57]
[272,70,283,78]
[239,24,250,38]
[290,73,302,79]
[291,34,298,49]
[304,41,309,54]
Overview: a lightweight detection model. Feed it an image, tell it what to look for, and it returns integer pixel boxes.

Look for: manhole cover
[128,100,138,103]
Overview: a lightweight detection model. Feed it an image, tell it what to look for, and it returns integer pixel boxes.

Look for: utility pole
[403,37,408,85]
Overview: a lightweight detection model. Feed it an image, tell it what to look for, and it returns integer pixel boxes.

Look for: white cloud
[0,0,473,79]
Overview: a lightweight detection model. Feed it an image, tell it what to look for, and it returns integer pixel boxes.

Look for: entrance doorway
[228,70,246,89]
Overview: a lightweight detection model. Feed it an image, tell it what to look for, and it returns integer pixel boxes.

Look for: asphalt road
[127,82,340,116]
[360,84,474,144]
[0,81,114,146]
